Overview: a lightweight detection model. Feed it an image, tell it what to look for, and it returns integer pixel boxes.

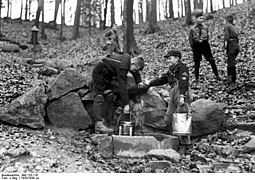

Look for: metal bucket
[172,104,192,136]
[117,113,136,136]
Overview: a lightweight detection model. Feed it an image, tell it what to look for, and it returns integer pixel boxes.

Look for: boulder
[47,68,88,100]
[146,149,181,163]
[243,137,255,153]
[191,99,227,137]
[0,84,47,129]
[47,92,92,130]
[133,89,167,131]
[1,43,20,52]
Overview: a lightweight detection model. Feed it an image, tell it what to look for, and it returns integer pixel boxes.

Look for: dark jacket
[92,54,142,106]
[224,23,239,45]
[189,23,209,48]
[149,61,189,96]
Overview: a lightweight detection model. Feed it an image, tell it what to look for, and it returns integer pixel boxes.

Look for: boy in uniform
[91,54,145,134]
[145,50,193,153]
[223,14,240,90]
[189,11,222,84]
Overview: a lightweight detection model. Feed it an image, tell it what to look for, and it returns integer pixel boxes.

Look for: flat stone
[149,161,171,170]
[90,134,113,157]
[146,149,181,162]
[112,135,179,158]
[243,137,255,153]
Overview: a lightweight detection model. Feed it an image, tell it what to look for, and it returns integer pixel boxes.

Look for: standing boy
[91,54,145,134]
[223,14,240,90]
[146,50,193,153]
[189,11,221,84]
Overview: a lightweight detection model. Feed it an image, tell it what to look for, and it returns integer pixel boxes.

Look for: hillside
[1,1,255,173]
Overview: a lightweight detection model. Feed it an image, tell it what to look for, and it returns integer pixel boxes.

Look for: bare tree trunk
[41,0,46,40]
[138,0,143,23]
[53,0,61,27]
[146,0,150,22]
[0,0,2,35]
[20,0,23,23]
[210,0,213,12]
[169,0,174,18]
[103,0,108,29]
[181,0,184,17]
[60,0,63,41]
[198,0,203,9]
[111,0,115,26]
[178,0,180,17]
[6,0,10,19]
[29,0,32,20]
[223,0,225,8]
[123,0,141,56]
[186,0,192,25]
[25,0,28,20]
[146,0,160,34]
[72,0,82,40]
[88,0,91,35]
[194,0,198,9]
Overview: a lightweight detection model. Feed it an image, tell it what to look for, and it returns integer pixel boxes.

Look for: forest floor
[1,1,255,173]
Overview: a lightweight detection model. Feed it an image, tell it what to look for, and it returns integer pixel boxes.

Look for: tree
[138,0,143,24]
[210,0,213,12]
[123,0,141,56]
[60,0,66,41]
[103,0,108,29]
[223,0,225,8]
[185,0,192,25]
[6,0,10,19]
[168,0,174,18]
[41,0,46,40]
[146,0,149,22]
[111,0,115,26]
[20,0,23,23]
[72,0,82,40]
[52,0,61,28]
[146,0,160,34]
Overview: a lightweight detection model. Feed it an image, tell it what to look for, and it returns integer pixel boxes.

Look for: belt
[229,38,238,41]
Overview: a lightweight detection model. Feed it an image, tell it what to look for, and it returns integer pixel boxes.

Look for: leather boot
[95,120,114,134]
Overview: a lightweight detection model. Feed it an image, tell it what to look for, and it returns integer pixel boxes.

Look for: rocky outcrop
[47,92,92,130]
[47,68,88,100]
[0,84,47,129]
[191,99,228,137]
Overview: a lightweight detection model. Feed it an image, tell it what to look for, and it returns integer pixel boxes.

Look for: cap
[164,50,182,59]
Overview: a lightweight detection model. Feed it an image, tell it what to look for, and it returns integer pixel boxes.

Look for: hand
[179,97,185,105]
[123,104,130,114]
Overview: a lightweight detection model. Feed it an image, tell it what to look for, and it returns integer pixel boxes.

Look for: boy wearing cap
[103,24,122,57]
[224,14,240,90]
[91,54,145,134]
[189,11,221,84]
[146,50,193,152]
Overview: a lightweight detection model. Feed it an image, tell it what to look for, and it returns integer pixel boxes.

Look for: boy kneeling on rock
[144,50,193,153]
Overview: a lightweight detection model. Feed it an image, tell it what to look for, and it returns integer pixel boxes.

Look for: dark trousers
[192,41,219,80]
[227,40,239,83]
[91,62,114,123]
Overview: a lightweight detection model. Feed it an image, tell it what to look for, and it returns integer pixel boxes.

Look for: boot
[95,120,114,134]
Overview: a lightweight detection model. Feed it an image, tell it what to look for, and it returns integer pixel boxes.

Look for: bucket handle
[117,112,137,126]
[175,103,191,115]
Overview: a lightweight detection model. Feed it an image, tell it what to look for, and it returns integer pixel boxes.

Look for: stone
[191,99,227,137]
[0,84,47,129]
[38,66,59,76]
[132,89,167,131]
[47,92,92,130]
[47,68,88,100]
[91,134,113,157]
[243,137,255,153]
[146,149,181,163]
[112,135,179,158]
[149,161,171,170]
[1,43,20,52]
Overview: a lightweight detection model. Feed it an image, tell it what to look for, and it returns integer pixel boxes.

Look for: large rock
[0,84,47,129]
[47,68,88,100]
[133,89,167,131]
[191,99,227,137]
[243,137,255,153]
[47,92,92,130]
[146,149,181,163]
[1,43,20,52]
